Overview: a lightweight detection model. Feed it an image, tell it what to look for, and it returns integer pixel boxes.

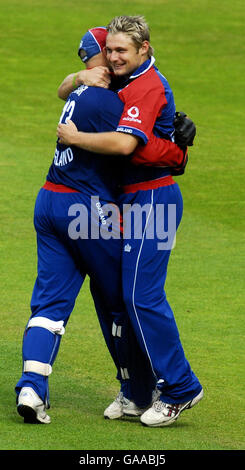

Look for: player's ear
[140,40,150,56]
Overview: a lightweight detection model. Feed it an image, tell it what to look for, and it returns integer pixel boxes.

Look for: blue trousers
[15,187,156,407]
[119,182,202,404]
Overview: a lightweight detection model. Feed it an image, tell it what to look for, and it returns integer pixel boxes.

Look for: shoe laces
[153,400,166,412]
[153,400,180,416]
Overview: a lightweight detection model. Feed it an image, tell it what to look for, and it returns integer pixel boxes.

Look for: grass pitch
[0,0,245,452]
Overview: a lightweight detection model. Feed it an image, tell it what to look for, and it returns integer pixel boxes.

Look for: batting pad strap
[27,317,65,335]
[120,367,130,380]
[24,360,52,376]
[112,322,122,337]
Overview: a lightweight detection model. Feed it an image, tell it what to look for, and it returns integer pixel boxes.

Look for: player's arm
[58,67,111,101]
[132,134,185,166]
[57,112,194,163]
[57,119,139,155]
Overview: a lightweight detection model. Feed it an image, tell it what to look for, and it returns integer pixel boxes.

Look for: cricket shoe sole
[17,387,51,424]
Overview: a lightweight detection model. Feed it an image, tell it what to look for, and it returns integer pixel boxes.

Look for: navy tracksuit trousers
[120,180,202,404]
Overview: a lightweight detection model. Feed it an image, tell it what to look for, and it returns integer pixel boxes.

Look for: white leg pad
[27,317,65,335]
[24,360,52,376]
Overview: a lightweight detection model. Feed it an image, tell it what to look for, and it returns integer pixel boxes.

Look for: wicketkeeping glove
[174,111,196,147]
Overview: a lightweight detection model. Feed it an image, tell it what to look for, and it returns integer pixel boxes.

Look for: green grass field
[0,0,245,453]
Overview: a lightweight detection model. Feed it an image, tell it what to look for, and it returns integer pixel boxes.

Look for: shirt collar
[129,56,155,79]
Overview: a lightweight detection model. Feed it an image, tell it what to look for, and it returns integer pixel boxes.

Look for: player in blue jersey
[57,15,203,427]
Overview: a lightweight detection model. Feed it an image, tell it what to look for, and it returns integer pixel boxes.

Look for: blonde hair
[106,15,154,57]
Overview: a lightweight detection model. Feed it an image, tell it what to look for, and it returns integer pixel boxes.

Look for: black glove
[174,111,196,147]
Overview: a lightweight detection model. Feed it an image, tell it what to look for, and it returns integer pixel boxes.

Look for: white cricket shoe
[140,388,204,427]
[17,387,51,424]
[104,391,149,419]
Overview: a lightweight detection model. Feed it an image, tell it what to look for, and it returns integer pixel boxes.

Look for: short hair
[106,15,154,57]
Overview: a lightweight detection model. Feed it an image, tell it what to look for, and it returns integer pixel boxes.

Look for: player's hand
[79,66,111,89]
[174,111,196,147]
[57,120,78,145]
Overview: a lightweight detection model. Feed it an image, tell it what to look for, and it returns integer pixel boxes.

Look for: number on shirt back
[59,99,75,124]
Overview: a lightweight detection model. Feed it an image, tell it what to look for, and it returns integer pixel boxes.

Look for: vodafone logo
[123,106,142,123]
[128,106,140,118]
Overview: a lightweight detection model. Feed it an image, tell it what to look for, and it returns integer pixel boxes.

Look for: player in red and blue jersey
[58,16,203,427]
